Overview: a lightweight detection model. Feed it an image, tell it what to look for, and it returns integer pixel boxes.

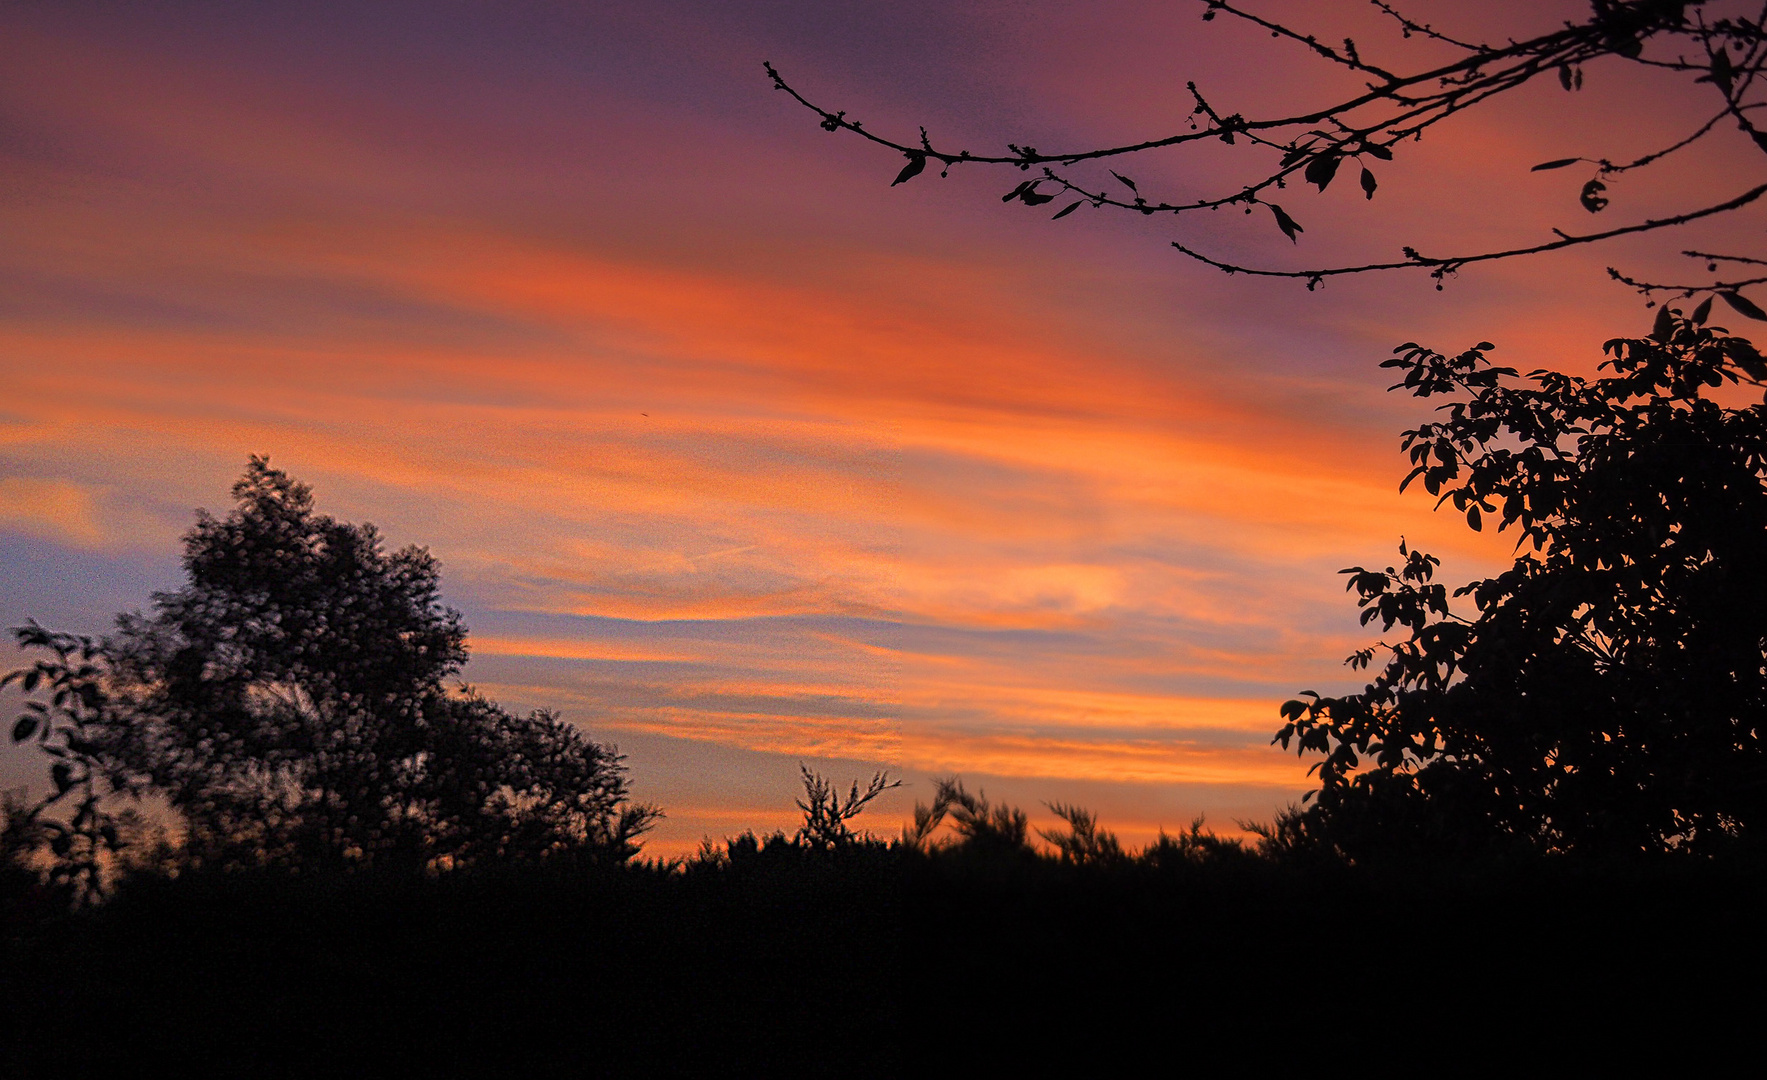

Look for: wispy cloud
[5,0,1692,847]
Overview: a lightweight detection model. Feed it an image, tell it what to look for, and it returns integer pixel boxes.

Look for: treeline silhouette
[7,312,1767,1068]
[5,768,1763,1071]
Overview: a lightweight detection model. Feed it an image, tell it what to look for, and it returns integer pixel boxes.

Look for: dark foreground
[4,845,1764,1075]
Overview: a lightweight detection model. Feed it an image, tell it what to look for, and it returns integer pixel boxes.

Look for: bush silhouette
[794,764,900,850]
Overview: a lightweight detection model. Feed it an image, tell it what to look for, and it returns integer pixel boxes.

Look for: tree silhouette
[1276,308,1767,858]
[4,458,655,894]
[768,0,1767,301]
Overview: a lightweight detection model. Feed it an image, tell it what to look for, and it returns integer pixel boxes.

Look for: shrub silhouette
[4,458,654,894]
[794,764,900,850]
[1038,802,1125,865]
[901,778,1034,858]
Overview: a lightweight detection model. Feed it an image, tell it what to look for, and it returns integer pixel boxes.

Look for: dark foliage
[1278,310,1767,859]
[2,806,1762,1071]
[3,459,655,896]
[769,1,1767,303]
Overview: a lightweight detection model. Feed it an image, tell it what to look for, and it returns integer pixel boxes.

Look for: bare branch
[764,17,1597,168]
[768,0,1766,292]
[1205,0,1402,81]
[1170,184,1767,288]
[1369,0,1487,52]
[1600,108,1732,173]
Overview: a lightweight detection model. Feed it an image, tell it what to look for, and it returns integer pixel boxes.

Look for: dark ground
[3,850,1762,1074]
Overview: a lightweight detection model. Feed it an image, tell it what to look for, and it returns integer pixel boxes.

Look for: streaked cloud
[3,0,1720,852]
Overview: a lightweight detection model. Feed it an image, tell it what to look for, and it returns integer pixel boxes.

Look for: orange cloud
[5,0,1649,850]
[0,478,106,547]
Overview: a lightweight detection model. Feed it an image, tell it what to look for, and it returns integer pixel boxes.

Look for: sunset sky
[3,0,1758,853]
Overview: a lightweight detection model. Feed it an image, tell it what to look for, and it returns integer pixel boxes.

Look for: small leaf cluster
[3,625,144,899]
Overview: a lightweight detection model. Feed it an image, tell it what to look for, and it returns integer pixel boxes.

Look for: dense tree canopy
[5,459,655,894]
[1275,308,1767,858]
[771,0,1767,300]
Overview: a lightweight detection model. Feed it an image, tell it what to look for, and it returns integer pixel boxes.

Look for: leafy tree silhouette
[768,0,1767,303]
[3,458,655,895]
[1276,308,1767,859]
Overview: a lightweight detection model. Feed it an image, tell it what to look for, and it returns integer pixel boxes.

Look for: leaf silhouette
[1723,336,1767,379]
[891,153,927,186]
[1652,304,1675,342]
[1304,154,1340,192]
[1711,48,1735,93]
[1052,200,1083,219]
[1579,179,1609,213]
[1110,171,1138,192]
[1720,291,1767,320]
[1531,158,1581,171]
[1360,167,1377,200]
[1692,296,1714,325]
[1269,204,1303,242]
